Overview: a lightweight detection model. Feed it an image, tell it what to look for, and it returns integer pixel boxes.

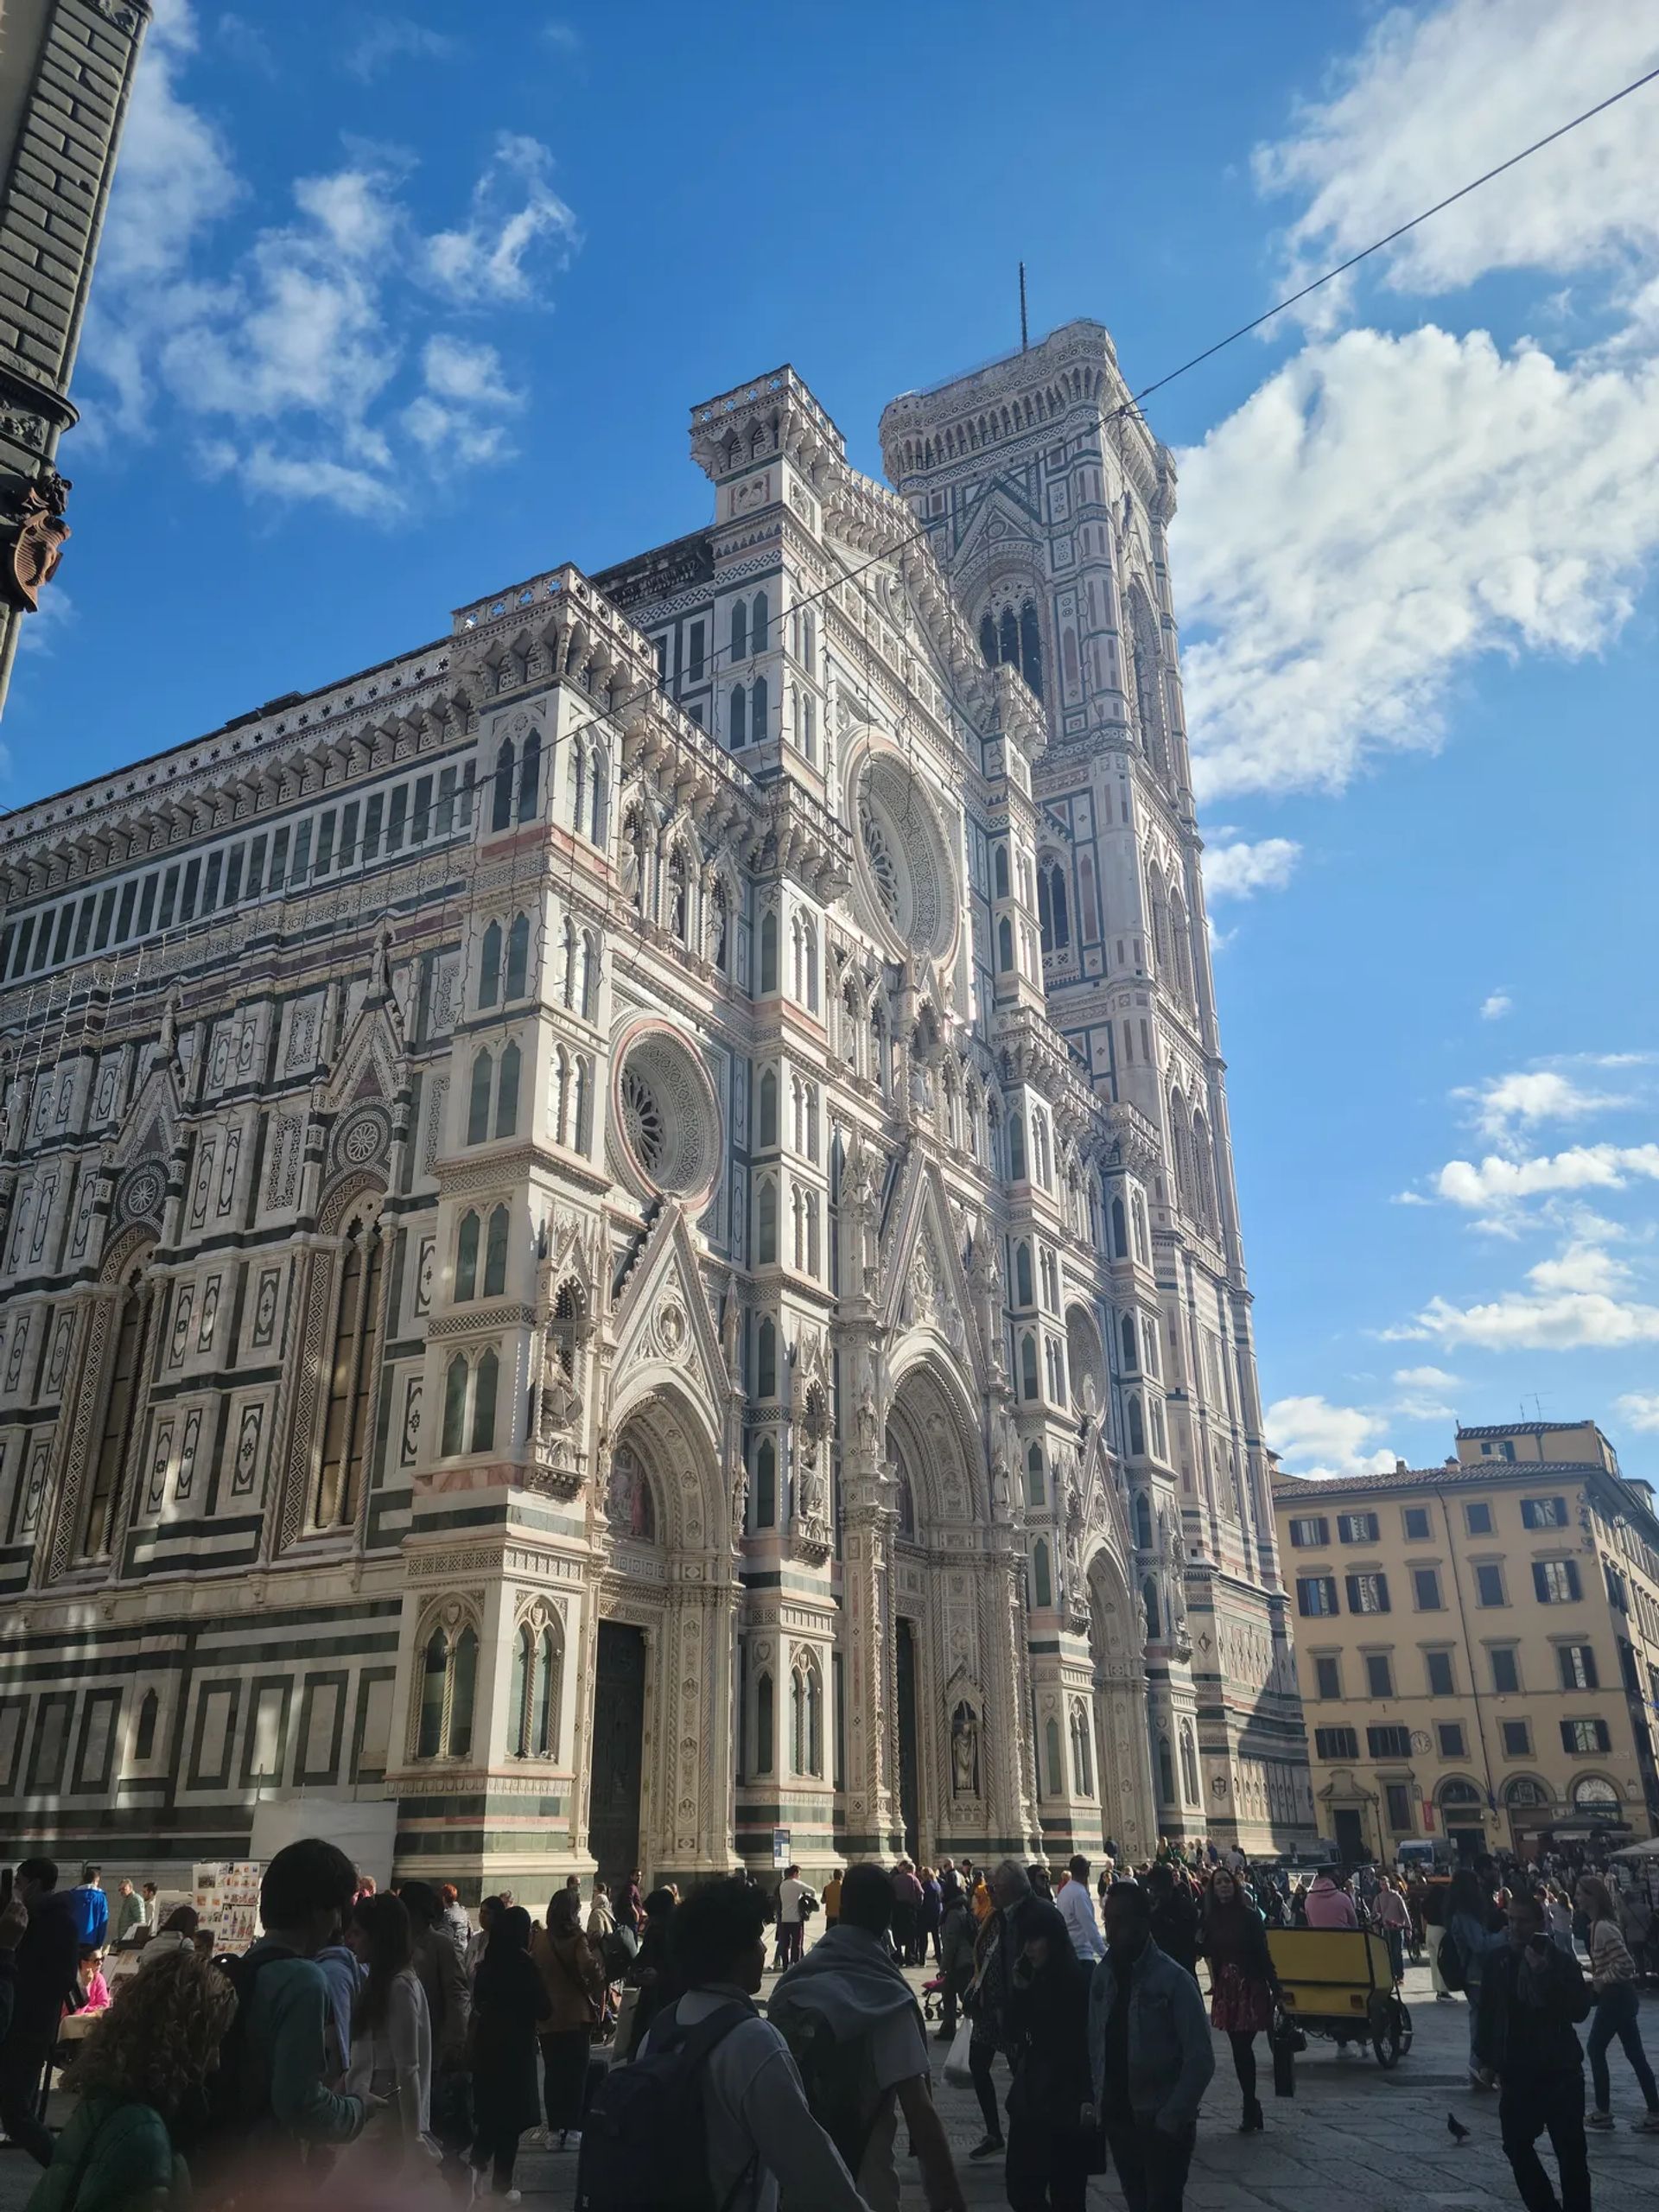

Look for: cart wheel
[1395,2000,1414,2058]
[1370,1992,1407,2069]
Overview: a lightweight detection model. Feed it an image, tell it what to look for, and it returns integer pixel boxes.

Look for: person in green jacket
[234,1839,372,2156]
[25,1946,236,2212]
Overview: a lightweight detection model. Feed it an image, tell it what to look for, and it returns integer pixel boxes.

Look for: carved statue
[950,1701,981,1797]
[158,989,181,1058]
[989,1453,1013,1520]
[369,920,393,1001]
[855,1379,880,1458]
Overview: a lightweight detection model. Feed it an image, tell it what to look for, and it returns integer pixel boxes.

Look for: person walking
[343,1892,435,2177]
[963,1862,1044,2165]
[1545,1888,1578,1959]
[1477,1891,1592,2212]
[22,1947,236,2212]
[531,1888,602,2150]
[399,1880,471,2150]
[111,1883,145,1948]
[1446,1866,1509,2089]
[466,1905,549,2201]
[65,1869,107,1951]
[920,1868,944,1967]
[1302,1868,1357,1929]
[1198,1869,1277,2133]
[1056,1857,1103,1967]
[1,1860,82,2164]
[891,1863,925,1968]
[938,1878,976,2042]
[823,1870,844,1929]
[1084,1883,1214,2212]
[774,1866,813,1971]
[1001,1898,1095,2212]
[1372,1879,1410,1986]
[1577,1875,1659,2133]
[1143,1865,1198,1980]
[770,1863,964,2212]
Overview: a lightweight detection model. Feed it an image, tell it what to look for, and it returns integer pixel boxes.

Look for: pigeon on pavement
[1447,2113,1470,2145]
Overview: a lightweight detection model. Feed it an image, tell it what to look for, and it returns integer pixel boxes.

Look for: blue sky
[8,0,1659,1478]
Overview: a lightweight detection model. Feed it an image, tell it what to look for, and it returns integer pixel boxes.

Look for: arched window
[752,591,768,651]
[730,597,748,663]
[1179,1723,1201,1804]
[1121,1313,1138,1371]
[1039,859,1070,950]
[480,919,502,1007]
[1110,1195,1128,1258]
[1143,1577,1160,1640]
[755,1439,776,1528]
[1033,1538,1052,1609]
[417,1630,447,1757]
[1026,1442,1046,1508]
[1000,607,1019,666]
[1045,1713,1063,1795]
[494,1040,520,1139]
[756,1178,778,1265]
[471,1347,499,1453]
[448,1627,477,1758]
[756,1318,777,1398]
[134,1688,158,1761]
[802,608,815,674]
[1135,1491,1153,1551]
[980,613,997,666]
[534,1624,560,1758]
[1009,1112,1027,1180]
[1020,601,1043,699]
[994,843,1010,899]
[1015,1242,1033,1306]
[1157,1734,1176,1805]
[483,1205,509,1297]
[759,1067,778,1147]
[467,1050,493,1145]
[581,931,599,1020]
[505,912,530,999]
[1020,1332,1039,1401]
[492,737,515,831]
[455,1210,480,1301]
[509,1625,532,1757]
[315,1211,383,1529]
[1133,1192,1150,1263]
[729,683,747,748]
[1071,1701,1093,1796]
[1128,1393,1147,1457]
[801,916,818,1010]
[759,908,779,994]
[442,1354,468,1455]
[754,1669,774,1775]
[86,1264,149,1556]
[567,737,584,830]
[517,729,541,822]
[751,673,768,743]
[997,915,1014,972]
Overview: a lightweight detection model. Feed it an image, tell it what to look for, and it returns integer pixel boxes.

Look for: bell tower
[881,322,1314,1847]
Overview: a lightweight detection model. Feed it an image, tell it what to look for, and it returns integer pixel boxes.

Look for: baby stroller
[920,1969,946,2023]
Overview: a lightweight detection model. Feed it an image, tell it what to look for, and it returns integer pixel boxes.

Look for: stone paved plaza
[5,1961,1657,2212]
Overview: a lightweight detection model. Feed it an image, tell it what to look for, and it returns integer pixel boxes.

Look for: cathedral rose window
[620,1066,664,1173]
[849,745,958,962]
[610,1023,722,1204]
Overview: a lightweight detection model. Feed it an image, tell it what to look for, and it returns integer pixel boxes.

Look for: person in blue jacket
[66,1866,107,1949]
[1085,1881,1215,2212]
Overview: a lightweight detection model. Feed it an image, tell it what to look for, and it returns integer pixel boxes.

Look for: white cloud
[1434,1142,1659,1211]
[342,15,458,81]
[83,29,575,517]
[1255,2,1659,320]
[1175,327,1659,798]
[1201,836,1301,900]
[1459,1068,1626,1141]
[1266,1393,1399,1478]
[1391,1364,1460,1421]
[1415,1239,1659,1350]
[1480,992,1512,1020]
[1614,1392,1659,1433]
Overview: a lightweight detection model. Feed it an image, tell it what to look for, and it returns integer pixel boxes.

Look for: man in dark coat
[0,1860,81,2163]
[1478,1891,1593,2212]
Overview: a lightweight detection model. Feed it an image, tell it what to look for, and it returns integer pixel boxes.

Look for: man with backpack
[770,1863,966,2212]
[202,1837,372,2183]
[577,1873,871,2211]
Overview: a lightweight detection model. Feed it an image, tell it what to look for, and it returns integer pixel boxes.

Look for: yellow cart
[1266,1927,1414,2069]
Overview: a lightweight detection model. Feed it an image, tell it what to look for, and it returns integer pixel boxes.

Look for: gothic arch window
[1033,1537,1052,1609]
[994,843,1010,899]
[1143,1576,1160,1640]
[1128,1392,1147,1457]
[1135,1490,1154,1551]
[509,1625,532,1756]
[472,1347,499,1452]
[134,1688,158,1761]
[1133,1192,1150,1263]
[753,1669,774,1775]
[1026,1442,1046,1509]
[1121,1313,1138,1372]
[467,1050,493,1145]
[1000,607,1019,666]
[315,1205,384,1529]
[801,607,816,675]
[1179,1723,1201,1804]
[730,597,748,664]
[483,1205,509,1298]
[492,737,516,831]
[455,1210,480,1301]
[755,1438,776,1528]
[442,1354,468,1455]
[589,747,609,849]
[1020,1332,1039,1402]
[495,1040,521,1138]
[799,916,818,1010]
[1045,1713,1064,1795]
[480,919,502,1008]
[751,674,768,744]
[752,591,768,651]
[567,737,585,830]
[759,908,779,995]
[791,1653,823,1777]
[1071,1700,1094,1796]
[1191,1109,1217,1233]
[1169,890,1192,1003]
[1157,1732,1176,1804]
[729,683,747,748]
[416,1612,479,1760]
[505,912,530,1000]
[980,613,997,666]
[581,931,599,1020]
[517,729,541,822]
[756,1177,778,1265]
[1020,601,1044,699]
[997,914,1014,972]
[1110,1195,1128,1259]
[85,1256,153,1557]
[1015,1241,1033,1307]
[508,1611,563,1759]
[441,1346,500,1457]
[758,1067,778,1147]
[1008,1110,1027,1181]
[1037,857,1071,953]
[756,1318,777,1399]
[534,1619,561,1757]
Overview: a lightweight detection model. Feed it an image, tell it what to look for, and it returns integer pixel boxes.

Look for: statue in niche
[158,988,181,1058]
[369,920,393,1001]
[855,1378,880,1458]
[950,1701,981,1798]
[989,1452,1013,1520]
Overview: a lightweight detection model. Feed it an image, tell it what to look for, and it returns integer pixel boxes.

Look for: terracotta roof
[1456,1421,1598,1440]
[1271,1460,1606,1502]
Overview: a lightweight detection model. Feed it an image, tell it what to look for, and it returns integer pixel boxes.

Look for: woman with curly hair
[24,1946,236,2212]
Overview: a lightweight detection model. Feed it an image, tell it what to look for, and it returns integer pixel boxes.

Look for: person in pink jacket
[1303,1872,1358,1929]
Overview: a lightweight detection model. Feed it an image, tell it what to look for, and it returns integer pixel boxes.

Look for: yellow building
[1273,1421,1659,1861]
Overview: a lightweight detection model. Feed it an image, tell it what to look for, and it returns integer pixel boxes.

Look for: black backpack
[776,2009,879,2181]
[190,1942,301,2195]
[575,1998,756,2212]
[1437,1928,1466,1993]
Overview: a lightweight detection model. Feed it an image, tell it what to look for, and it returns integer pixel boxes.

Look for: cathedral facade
[0,321,1313,1893]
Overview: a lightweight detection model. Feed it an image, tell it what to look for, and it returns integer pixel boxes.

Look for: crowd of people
[0,1836,1654,2212]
